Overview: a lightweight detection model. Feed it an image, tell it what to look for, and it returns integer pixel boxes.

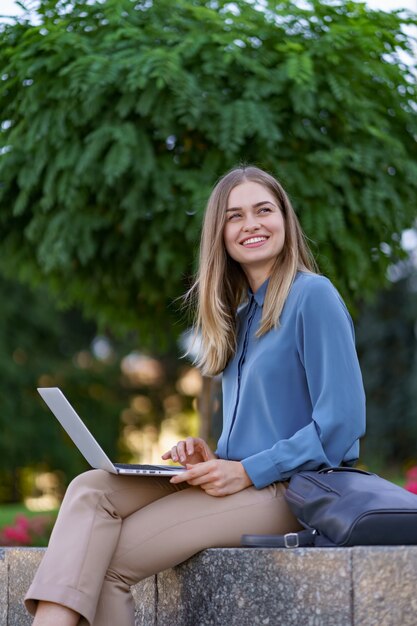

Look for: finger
[186,475,216,487]
[170,462,206,484]
[184,462,210,476]
[170,446,180,462]
[203,487,224,497]
[182,463,218,485]
[161,451,171,460]
[185,437,195,456]
[176,441,187,463]
[170,469,193,484]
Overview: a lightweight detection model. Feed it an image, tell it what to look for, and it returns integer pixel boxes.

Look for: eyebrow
[226,201,276,212]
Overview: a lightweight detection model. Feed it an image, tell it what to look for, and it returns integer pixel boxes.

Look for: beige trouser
[24,469,301,626]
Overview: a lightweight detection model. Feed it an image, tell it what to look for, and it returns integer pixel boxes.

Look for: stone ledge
[2,546,417,625]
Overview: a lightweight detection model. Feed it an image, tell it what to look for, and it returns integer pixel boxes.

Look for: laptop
[37,387,186,477]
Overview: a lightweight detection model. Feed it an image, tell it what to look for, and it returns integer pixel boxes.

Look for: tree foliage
[356,257,417,471]
[0,275,121,499]
[0,0,416,340]
[0,276,197,501]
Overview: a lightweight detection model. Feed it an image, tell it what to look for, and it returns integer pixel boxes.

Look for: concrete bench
[2,545,417,625]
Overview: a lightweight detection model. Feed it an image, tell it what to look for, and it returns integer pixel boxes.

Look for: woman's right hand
[161,437,217,466]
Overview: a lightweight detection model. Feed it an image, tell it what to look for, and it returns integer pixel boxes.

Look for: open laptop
[38,387,186,477]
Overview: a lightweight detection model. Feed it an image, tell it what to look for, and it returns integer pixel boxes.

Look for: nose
[242,215,261,232]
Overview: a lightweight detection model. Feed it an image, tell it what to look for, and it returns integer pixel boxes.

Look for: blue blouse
[215,271,366,489]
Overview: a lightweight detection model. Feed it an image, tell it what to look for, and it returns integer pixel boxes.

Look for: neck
[244,270,270,293]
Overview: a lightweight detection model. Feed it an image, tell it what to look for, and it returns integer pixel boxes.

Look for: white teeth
[242,236,267,246]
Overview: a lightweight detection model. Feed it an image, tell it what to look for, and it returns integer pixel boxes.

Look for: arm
[242,279,366,489]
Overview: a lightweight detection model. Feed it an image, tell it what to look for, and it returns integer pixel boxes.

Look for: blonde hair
[187,165,318,376]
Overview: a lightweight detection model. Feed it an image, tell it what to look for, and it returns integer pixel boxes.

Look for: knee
[60,470,121,520]
[65,469,111,499]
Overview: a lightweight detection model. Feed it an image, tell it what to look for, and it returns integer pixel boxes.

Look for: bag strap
[241,529,318,548]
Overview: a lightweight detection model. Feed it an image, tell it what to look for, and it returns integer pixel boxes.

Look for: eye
[258,206,272,214]
[227,212,241,221]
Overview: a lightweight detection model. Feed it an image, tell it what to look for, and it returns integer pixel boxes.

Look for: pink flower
[2,525,31,545]
[28,515,52,536]
[0,513,55,547]
[15,514,30,530]
[405,481,417,495]
[405,466,417,481]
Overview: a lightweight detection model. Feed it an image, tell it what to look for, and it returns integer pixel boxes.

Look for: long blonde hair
[187,166,318,376]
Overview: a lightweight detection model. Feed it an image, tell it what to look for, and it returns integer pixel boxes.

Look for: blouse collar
[248,277,270,307]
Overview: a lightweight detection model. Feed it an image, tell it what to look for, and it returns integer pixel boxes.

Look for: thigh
[107,481,302,584]
[60,469,188,520]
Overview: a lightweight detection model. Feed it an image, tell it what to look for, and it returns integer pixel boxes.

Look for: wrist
[239,462,253,487]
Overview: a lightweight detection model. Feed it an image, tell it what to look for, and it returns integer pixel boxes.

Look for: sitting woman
[25,165,366,626]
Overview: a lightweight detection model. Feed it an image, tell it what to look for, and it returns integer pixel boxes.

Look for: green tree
[356,253,417,472]
[0,275,199,501]
[0,275,125,500]
[0,0,416,339]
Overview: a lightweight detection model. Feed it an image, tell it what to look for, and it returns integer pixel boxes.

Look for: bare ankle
[32,601,80,626]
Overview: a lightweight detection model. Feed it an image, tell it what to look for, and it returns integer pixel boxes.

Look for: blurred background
[0,0,416,544]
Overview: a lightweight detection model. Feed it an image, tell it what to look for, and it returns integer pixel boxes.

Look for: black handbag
[241,466,417,548]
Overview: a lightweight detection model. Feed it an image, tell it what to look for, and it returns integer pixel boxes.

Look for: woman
[25,165,366,625]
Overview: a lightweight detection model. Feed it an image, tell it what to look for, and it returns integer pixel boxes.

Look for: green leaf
[0,0,415,340]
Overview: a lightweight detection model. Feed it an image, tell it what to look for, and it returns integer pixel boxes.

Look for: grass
[0,503,57,527]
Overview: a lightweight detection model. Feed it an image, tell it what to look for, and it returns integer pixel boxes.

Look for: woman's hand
[169,459,253,497]
[161,437,217,466]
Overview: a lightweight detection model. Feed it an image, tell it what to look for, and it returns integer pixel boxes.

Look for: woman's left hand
[170,459,252,497]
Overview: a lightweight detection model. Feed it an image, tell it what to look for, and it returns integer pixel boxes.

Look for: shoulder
[295,272,340,299]
[292,272,350,320]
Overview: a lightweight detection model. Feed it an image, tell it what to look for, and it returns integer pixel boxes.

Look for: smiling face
[223,181,286,292]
